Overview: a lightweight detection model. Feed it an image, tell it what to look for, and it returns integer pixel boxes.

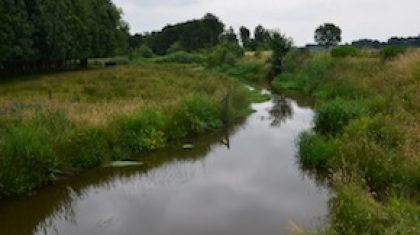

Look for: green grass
[0,63,253,198]
[273,49,420,234]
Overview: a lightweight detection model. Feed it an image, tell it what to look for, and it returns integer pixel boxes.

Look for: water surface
[0,92,329,235]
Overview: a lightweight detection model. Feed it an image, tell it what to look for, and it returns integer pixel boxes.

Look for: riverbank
[0,85,329,235]
[273,49,420,233]
[0,63,257,198]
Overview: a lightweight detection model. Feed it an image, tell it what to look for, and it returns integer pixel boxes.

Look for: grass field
[273,48,420,234]
[0,63,255,198]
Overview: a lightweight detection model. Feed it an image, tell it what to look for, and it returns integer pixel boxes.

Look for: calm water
[0,92,329,235]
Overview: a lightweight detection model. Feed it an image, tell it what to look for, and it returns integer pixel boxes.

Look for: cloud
[113,0,420,46]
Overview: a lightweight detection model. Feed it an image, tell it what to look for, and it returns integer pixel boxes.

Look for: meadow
[0,63,255,198]
[273,48,420,234]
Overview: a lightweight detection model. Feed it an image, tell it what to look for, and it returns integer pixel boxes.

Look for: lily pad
[104,161,143,168]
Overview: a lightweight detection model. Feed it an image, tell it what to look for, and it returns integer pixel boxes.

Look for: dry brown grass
[0,64,235,126]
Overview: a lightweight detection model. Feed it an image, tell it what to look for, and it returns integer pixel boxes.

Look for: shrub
[114,111,167,152]
[314,99,366,136]
[223,63,265,82]
[380,46,407,61]
[206,43,244,68]
[298,131,339,170]
[168,95,223,140]
[62,128,112,169]
[131,45,154,59]
[0,111,72,197]
[167,42,183,54]
[331,46,359,58]
[154,51,205,64]
[282,49,312,73]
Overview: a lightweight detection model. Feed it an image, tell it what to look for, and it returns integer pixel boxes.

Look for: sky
[112,0,420,46]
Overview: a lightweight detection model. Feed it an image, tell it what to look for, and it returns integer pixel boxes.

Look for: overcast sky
[112,0,419,46]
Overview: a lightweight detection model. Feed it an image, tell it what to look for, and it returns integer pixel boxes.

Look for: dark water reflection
[0,92,329,235]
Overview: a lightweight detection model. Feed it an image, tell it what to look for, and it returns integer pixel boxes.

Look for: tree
[220,27,238,44]
[142,13,225,54]
[239,26,251,48]
[269,31,292,77]
[254,25,271,49]
[315,23,342,47]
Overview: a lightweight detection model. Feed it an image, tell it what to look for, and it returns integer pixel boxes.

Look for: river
[0,91,329,235]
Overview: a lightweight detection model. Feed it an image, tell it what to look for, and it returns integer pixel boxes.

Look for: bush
[380,46,407,61]
[167,42,183,54]
[0,111,72,197]
[282,49,312,73]
[154,51,205,64]
[168,95,223,140]
[331,46,359,58]
[222,63,265,82]
[314,99,366,136]
[114,111,167,153]
[206,43,244,68]
[298,131,339,170]
[131,45,154,59]
[62,128,112,169]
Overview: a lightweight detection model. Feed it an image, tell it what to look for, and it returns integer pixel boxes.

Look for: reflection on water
[269,94,294,127]
[0,92,329,235]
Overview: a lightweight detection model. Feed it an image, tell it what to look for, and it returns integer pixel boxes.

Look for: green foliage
[239,26,251,49]
[168,95,223,139]
[245,89,271,103]
[331,183,420,234]
[314,99,366,136]
[0,111,72,197]
[280,50,420,234]
[0,0,129,74]
[269,32,293,76]
[331,46,359,58]
[219,27,239,44]
[380,46,407,61]
[206,43,244,68]
[254,25,271,50]
[167,42,183,54]
[0,64,255,198]
[282,49,312,73]
[154,51,205,64]
[315,23,342,47]
[298,131,339,170]
[114,111,167,152]
[221,63,266,83]
[273,54,335,93]
[131,45,154,59]
[130,13,224,55]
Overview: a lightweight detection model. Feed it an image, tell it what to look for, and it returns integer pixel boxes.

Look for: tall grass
[275,49,420,234]
[0,64,254,198]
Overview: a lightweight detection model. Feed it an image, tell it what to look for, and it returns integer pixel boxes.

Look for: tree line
[0,0,129,76]
[129,14,279,55]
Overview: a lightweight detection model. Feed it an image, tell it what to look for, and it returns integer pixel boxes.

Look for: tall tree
[254,25,271,49]
[269,31,292,77]
[239,26,251,48]
[140,13,225,54]
[220,27,238,44]
[0,0,129,75]
[315,23,342,47]
[0,0,34,63]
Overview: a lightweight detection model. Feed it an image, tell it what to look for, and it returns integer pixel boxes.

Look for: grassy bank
[273,49,420,234]
[0,63,254,198]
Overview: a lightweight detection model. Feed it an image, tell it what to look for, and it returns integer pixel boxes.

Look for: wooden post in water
[48,90,52,100]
